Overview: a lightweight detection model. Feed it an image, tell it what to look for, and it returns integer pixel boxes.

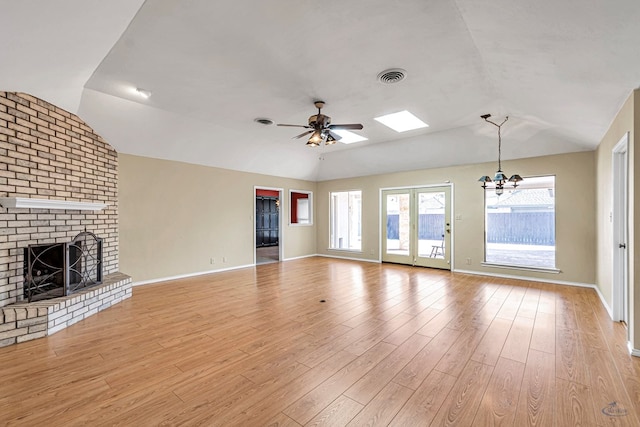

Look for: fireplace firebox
[23,231,103,302]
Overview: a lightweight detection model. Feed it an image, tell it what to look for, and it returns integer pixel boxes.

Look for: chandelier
[478,114,522,195]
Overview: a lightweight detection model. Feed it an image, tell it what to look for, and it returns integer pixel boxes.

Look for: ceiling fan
[277,101,363,147]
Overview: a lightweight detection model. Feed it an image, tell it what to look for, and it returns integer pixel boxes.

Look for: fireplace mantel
[0,197,107,211]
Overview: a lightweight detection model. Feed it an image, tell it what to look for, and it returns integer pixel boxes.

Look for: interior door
[382,186,451,269]
[255,196,279,247]
[612,134,629,327]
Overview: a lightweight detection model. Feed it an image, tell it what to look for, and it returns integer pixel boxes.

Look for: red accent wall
[256,189,279,197]
[290,192,309,223]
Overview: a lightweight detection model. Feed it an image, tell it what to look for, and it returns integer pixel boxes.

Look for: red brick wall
[0,92,118,307]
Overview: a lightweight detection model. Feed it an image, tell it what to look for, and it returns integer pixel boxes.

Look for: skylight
[333,129,368,144]
[374,110,428,132]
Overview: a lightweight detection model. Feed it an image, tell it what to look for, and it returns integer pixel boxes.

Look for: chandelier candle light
[478,114,522,195]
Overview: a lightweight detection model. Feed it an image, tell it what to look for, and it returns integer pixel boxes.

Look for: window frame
[329,190,363,252]
[482,175,559,273]
[289,189,313,226]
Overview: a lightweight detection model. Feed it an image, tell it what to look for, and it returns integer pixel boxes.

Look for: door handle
[619,243,627,249]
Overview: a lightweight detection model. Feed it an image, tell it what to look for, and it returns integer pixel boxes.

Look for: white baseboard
[453,268,614,318]
[282,254,317,262]
[628,342,640,357]
[133,254,370,287]
[592,284,614,320]
[131,263,254,287]
[316,253,381,264]
[453,268,595,288]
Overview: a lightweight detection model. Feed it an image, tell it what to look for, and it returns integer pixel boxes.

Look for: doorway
[381,185,452,269]
[255,188,282,264]
[612,133,629,330]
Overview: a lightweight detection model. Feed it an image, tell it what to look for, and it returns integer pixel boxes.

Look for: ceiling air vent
[377,68,406,84]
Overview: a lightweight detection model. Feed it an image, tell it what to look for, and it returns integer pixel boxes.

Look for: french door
[382,186,451,269]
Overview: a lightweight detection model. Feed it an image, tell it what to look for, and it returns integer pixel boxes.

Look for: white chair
[430,234,444,257]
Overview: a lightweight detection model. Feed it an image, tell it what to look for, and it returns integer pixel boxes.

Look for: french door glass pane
[417,192,445,258]
[386,194,410,256]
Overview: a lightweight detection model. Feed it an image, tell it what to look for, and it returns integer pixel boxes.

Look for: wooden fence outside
[387,212,555,245]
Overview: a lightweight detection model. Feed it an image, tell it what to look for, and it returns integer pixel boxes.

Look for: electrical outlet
[223,256,227,263]
[210,257,214,264]
[455,214,463,220]
[465,257,471,265]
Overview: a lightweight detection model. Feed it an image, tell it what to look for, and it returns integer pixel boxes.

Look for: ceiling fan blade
[329,123,363,130]
[277,124,311,128]
[292,130,314,139]
[327,130,342,141]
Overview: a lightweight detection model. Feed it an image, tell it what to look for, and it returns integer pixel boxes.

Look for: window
[484,175,555,269]
[330,191,362,251]
[290,190,312,225]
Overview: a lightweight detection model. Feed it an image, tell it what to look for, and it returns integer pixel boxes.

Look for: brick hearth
[0,272,131,346]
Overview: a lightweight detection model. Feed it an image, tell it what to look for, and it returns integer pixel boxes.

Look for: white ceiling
[3,0,640,181]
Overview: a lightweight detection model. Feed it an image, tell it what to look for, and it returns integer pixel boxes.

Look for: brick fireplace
[0,92,131,347]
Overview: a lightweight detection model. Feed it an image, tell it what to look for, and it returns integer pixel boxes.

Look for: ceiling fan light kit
[278,101,363,147]
[478,114,523,195]
[307,130,323,146]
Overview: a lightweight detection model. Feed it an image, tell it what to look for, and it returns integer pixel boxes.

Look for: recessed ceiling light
[374,110,428,132]
[254,118,274,125]
[333,130,368,144]
[135,88,152,99]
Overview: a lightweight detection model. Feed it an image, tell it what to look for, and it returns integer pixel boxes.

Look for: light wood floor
[2,257,640,426]
[256,245,280,264]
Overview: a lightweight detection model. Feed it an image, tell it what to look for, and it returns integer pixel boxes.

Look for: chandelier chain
[478,114,521,194]
[483,116,509,171]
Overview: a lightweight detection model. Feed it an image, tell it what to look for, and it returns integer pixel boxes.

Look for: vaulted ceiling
[2,0,639,181]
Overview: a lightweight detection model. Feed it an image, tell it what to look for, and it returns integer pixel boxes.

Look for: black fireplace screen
[24,231,103,302]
